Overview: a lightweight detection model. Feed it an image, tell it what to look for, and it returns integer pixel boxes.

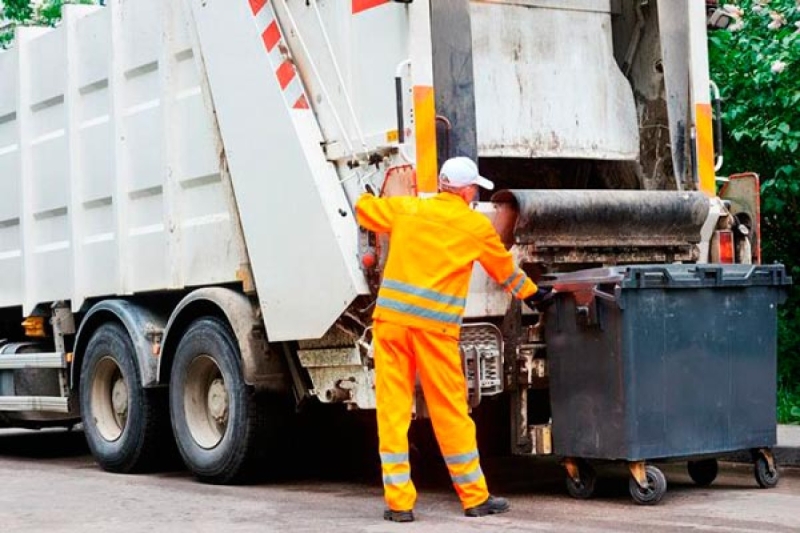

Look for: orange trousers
[373,320,489,511]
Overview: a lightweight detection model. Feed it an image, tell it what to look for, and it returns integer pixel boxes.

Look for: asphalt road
[0,427,798,533]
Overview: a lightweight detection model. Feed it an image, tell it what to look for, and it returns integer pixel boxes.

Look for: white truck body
[1,1,370,341]
[0,0,760,482]
[1,0,712,339]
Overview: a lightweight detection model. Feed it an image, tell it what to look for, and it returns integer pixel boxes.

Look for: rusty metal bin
[544,264,791,504]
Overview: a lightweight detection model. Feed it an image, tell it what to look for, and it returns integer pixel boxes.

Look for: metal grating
[460,323,504,397]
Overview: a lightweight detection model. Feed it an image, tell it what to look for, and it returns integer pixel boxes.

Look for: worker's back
[358,192,497,338]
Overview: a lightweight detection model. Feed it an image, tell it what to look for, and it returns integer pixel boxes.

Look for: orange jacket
[356,192,538,337]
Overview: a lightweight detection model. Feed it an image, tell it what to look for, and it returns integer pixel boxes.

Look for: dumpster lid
[541,267,624,292]
[545,264,792,291]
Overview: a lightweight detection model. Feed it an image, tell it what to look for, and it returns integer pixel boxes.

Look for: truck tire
[80,323,169,473]
[169,317,270,484]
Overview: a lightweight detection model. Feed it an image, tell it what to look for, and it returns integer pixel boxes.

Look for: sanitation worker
[356,156,554,522]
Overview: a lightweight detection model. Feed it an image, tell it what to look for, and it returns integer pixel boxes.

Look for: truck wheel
[169,317,269,484]
[80,323,168,473]
[687,459,718,487]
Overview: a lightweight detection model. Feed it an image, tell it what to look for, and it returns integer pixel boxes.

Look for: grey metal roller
[491,190,711,249]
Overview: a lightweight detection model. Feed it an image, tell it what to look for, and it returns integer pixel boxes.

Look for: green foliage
[3,0,35,22]
[778,381,800,424]
[1,0,99,49]
[710,0,800,423]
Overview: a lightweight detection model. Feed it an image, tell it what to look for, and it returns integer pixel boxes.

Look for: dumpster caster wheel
[754,451,779,488]
[688,459,718,487]
[629,465,667,505]
[564,459,597,499]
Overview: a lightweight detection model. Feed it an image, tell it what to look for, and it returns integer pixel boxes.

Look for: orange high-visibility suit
[356,191,538,512]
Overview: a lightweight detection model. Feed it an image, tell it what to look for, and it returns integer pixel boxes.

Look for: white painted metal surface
[2,0,431,341]
[465,203,512,318]
[0,2,243,314]
[186,0,368,341]
[0,352,65,369]
[0,396,69,412]
[273,1,422,205]
[1,0,390,341]
[0,0,697,345]
[657,0,690,188]
[469,0,639,160]
[275,1,410,161]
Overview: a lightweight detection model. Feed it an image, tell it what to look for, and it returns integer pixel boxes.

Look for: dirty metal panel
[465,203,515,318]
[296,326,358,350]
[465,262,514,318]
[296,347,361,369]
[297,345,376,408]
[304,364,376,408]
[657,0,691,187]
[460,323,504,397]
[431,0,478,165]
[475,0,610,12]
[493,189,711,248]
[469,0,639,160]
[719,173,761,264]
[520,247,696,265]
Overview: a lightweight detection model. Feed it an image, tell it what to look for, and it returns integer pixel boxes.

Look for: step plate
[0,396,70,412]
[0,352,66,370]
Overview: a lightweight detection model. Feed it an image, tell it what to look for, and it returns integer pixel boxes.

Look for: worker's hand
[383,164,416,197]
[524,286,556,313]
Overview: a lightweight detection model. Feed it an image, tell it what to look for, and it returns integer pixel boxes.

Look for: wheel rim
[91,356,128,442]
[567,462,596,498]
[630,467,665,504]
[184,355,229,449]
[757,458,778,484]
[638,474,658,498]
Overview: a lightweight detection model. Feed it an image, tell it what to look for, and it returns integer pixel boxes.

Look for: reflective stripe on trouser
[374,321,489,510]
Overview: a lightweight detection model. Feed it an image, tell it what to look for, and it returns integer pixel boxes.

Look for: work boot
[383,509,415,523]
[464,495,510,517]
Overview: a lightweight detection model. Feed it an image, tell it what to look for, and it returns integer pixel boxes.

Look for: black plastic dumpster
[544,264,791,505]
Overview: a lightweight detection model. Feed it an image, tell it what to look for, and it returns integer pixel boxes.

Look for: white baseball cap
[439,157,495,190]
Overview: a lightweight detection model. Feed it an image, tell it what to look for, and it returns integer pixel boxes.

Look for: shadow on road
[0,428,89,459]
[0,411,784,508]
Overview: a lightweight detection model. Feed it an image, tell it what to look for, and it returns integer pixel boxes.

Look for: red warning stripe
[249,0,268,15]
[293,94,310,110]
[249,0,310,112]
[352,0,390,14]
[261,20,281,52]
[276,59,295,90]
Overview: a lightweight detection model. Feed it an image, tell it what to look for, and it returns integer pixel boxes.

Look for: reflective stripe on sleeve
[500,269,522,290]
[510,274,527,297]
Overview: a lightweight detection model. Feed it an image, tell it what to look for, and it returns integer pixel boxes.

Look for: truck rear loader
[0,0,774,503]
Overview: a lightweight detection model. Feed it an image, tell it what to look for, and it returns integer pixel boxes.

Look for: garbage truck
[0,0,777,501]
